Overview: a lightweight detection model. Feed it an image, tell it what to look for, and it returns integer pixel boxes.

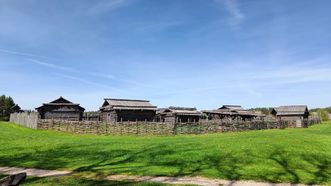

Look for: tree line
[310,107,331,121]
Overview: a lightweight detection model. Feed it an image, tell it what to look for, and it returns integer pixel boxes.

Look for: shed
[36,97,85,121]
[272,105,309,119]
[100,98,157,122]
[158,107,202,123]
[271,105,309,127]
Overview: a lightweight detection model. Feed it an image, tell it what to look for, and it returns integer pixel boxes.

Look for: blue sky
[0,0,330,111]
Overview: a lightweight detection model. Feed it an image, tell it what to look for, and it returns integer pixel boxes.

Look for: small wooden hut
[99,98,157,123]
[271,105,309,121]
[157,107,202,123]
[36,97,85,121]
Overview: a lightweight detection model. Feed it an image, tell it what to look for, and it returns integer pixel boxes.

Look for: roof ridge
[104,98,150,102]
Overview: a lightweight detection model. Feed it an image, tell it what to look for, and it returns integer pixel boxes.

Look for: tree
[310,107,331,121]
[0,95,16,121]
[317,109,329,121]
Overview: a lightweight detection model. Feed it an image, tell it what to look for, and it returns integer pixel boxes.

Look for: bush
[317,110,329,121]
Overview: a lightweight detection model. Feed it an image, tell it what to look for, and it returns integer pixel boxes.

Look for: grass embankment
[0,121,330,185]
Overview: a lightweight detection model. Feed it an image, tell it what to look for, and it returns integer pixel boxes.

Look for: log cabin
[99,98,157,122]
[157,107,202,123]
[271,105,309,127]
[36,97,85,120]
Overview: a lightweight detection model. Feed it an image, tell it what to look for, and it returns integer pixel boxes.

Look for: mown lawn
[0,121,330,185]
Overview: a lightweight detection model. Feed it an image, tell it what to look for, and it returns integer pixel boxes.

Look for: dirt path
[0,166,72,177]
[106,174,309,186]
[0,166,312,186]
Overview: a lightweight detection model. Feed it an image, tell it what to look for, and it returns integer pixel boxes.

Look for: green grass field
[0,121,330,185]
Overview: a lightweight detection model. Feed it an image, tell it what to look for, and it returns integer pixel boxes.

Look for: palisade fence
[9,113,322,135]
[9,112,39,129]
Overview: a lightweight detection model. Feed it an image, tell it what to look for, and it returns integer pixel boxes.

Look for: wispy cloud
[26,58,157,89]
[249,66,331,85]
[27,58,79,73]
[87,0,131,15]
[0,48,48,58]
[55,73,125,92]
[218,0,245,26]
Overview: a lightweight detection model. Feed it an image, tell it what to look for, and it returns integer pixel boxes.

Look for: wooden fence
[9,112,39,129]
[36,119,321,135]
[9,112,322,135]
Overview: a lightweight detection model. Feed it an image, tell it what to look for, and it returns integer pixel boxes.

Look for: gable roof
[49,96,72,104]
[101,98,157,111]
[36,97,85,110]
[274,105,308,116]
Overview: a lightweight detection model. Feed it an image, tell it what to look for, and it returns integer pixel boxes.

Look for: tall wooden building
[157,107,202,123]
[36,97,85,121]
[99,98,157,123]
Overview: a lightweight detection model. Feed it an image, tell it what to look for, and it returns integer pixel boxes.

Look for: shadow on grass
[256,149,331,184]
[0,143,330,184]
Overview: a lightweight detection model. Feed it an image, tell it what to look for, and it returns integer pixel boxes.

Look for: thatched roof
[274,105,309,116]
[161,107,202,116]
[36,97,85,110]
[101,98,157,111]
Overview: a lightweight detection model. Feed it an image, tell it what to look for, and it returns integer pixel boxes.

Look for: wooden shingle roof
[36,97,85,110]
[161,107,202,116]
[101,98,157,111]
[275,105,308,116]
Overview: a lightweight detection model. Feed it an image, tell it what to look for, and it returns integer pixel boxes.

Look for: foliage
[0,95,16,121]
[249,107,274,115]
[310,107,331,121]
[0,122,330,184]
[310,107,331,113]
[319,110,330,121]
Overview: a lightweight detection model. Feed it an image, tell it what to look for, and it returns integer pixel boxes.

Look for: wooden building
[157,107,202,123]
[10,104,23,113]
[100,98,157,123]
[203,105,257,121]
[36,97,85,121]
[271,105,309,123]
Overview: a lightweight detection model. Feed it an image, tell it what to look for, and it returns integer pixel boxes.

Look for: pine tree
[0,95,16,120]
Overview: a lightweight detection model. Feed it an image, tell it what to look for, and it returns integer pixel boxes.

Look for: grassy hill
[0,121,330,185]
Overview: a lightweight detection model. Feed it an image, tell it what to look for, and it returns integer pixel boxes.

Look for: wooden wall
[101,110,156,122]
[39,105,83,121]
